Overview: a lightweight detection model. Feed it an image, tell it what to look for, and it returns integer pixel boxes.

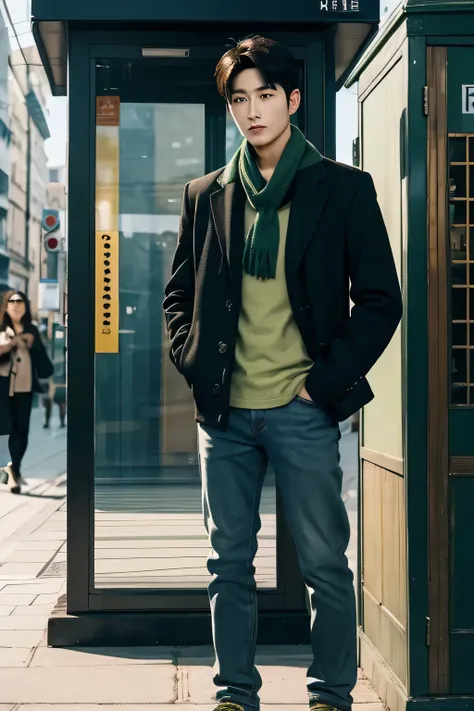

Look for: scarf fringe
[243,239,278,281]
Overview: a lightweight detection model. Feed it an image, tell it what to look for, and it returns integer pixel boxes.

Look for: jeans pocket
[294,394,318,407]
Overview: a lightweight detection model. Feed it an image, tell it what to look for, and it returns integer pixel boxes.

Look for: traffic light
[42,209,61,253]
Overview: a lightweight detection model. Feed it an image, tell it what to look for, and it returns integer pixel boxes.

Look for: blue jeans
[198,398,357,711]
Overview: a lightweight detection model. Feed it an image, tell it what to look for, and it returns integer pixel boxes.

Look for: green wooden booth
[346,1,474,709]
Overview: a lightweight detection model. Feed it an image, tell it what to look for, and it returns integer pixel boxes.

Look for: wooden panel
[362,461,383,602]
[381,469,407,629]
[449,456,474,476]
[361,447,403,476]
[359,631,408,711]
[362,54,405,461]
[363,589,407,687]
[362,461,407,687]
[450,632,474,693]
[357,23,407,99]
[450,478,474,632]
[426,45,450,693]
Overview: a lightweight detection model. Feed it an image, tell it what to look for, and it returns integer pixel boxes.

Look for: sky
[2,0,401,168]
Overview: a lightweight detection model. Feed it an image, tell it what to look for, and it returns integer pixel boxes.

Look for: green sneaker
[310,704,344,711]
[213,705,245,711]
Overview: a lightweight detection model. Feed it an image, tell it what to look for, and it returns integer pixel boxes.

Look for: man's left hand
[298,385,313,402]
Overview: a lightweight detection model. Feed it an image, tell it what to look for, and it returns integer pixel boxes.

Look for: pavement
[0,419,383,711]
[0,401,67,481]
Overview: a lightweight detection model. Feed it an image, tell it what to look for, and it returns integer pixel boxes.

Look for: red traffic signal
[44,235,60,253]
[42,209,60,233]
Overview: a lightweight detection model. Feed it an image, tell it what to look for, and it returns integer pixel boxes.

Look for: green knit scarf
[220,124,323,280]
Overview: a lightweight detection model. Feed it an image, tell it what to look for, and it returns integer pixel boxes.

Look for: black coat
[163,158,403,431]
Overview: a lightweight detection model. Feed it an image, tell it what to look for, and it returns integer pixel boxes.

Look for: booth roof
[32,0,381,96]
[345,0,474,87]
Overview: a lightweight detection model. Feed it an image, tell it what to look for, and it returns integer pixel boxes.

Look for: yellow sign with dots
[95,230,119,353]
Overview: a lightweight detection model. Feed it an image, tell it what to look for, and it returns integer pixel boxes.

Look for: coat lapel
[210,178,246,283]
[285,161,330,279]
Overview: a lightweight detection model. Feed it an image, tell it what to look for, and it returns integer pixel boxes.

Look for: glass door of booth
[84,50,307,620]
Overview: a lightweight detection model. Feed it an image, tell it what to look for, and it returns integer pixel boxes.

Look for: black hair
[215,35,300,104]
[0,290,32,332]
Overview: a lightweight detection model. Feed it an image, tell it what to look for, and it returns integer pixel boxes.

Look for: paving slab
[0,648,34,667]
[11,605,54,617]
[185,666,377,706]
[0,606,14,616]
[0,629,45,648]
[30,646,176,667]
[16,707,310,711]
[14,704,383,711]
[16,542,63,551]
[0,616,48,630]
[352,679,384,704]
[32,593,61,606]
[186,665,309,705]
[6,550,56,564]
[0,594,38,606]
[0,563,45,579]
[0,666,176,704]
[2,579,64,594]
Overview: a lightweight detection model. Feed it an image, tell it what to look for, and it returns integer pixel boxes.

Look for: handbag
[30,334,54,380]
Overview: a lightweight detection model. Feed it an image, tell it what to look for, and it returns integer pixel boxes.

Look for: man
[163,36,402,711]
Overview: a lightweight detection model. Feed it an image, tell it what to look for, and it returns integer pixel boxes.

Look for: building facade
[0,9,51,314]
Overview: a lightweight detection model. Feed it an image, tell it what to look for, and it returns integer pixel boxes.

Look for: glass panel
[452,384,468,405]
[450,136,467,163]
[452,349,467,383]
[93,60,277,591]
[226,111,242,163]
[453,201,467,226]
[452,288,467,320]
[470,287,474,319]
[470,136,474,163]
[450,165,467,198]
[451,226,467,259]
[452,322,468,346]
[452,262,466,286]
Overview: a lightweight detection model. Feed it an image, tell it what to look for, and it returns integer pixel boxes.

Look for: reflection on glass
[452,348,467,383]
[450,226,467,259]
[93,86,277,589]
[450,165,467,198]
[226,112,242,163]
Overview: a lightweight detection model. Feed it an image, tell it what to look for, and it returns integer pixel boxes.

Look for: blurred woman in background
[0,290,53,494]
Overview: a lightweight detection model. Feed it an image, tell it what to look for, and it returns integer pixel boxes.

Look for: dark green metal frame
[64,27,341,644]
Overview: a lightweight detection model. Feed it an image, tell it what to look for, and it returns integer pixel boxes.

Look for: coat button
[213,384,221,395]
[218,342,227,354]
[226,300,232,310]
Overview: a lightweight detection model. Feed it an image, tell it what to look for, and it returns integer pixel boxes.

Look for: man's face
[228,68,300,149]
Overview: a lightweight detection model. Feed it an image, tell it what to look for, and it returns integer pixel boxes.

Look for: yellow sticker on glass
[95,230,119,353]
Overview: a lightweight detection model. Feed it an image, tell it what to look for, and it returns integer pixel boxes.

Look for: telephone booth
[32,0,380,646]
[347,2,474,708]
